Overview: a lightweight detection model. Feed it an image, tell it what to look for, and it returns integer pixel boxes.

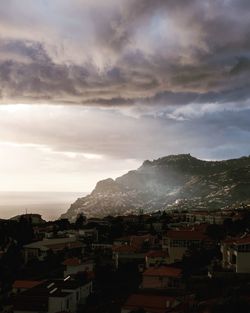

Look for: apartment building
[141,266,183,290]
[162,230,208,263]
[13,277,92,313]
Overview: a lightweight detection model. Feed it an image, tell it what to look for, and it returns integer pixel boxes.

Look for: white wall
[48,293,74,313]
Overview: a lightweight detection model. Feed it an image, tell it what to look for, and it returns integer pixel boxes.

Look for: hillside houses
[1,204,250,312]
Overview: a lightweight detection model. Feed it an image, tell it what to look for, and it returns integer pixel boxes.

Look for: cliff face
[61,154,250,220]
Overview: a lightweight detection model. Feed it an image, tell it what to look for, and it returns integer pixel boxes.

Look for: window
[237,244,250,252]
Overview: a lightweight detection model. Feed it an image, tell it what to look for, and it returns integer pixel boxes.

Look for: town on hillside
[0,205,250,313]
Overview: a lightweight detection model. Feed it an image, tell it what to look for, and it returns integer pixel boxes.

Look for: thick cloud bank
[0,1,250,192]
[0,0,250,107]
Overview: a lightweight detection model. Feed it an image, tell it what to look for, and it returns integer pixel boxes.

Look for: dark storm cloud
[0,0,249,107]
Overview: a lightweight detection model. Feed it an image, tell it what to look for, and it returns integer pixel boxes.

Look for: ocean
[0,191,87,221]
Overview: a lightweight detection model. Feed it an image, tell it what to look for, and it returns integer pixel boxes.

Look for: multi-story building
[221,234,250,273]
[13,277,92,313]
[145,250,169,268]
[162,230,208,263]
[185,210,243,225]
[23,237,84,263]
[113,234,156,268]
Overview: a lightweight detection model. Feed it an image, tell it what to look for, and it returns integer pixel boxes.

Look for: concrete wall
[64,262,94,276]
[48,293,74,313]
[168,247,187,263]
[142,276,181,289]
[236,252,250,273]
[142,276,168,289]
[145,256,169,267]
[80,281,92,304]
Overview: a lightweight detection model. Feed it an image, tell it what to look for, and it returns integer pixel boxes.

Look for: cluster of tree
[0,217,34,247]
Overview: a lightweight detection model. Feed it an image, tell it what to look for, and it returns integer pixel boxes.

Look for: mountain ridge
[61,154,250,220]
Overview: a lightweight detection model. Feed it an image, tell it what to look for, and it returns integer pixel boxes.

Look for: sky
[0,0,250,192]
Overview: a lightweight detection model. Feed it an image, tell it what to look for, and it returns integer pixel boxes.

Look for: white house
[13,277,92,313]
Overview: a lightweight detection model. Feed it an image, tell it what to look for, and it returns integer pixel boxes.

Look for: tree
[75,214,86,229]
[206,224,225,242]
[18,215,34,244]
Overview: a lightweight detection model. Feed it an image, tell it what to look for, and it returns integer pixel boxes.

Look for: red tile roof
[143,267,182,278]
[222,234,250,245]
[13,280,42,289]
[123,294,178,313]
[113,234,155,252]
[234,236,250,245]
[112,245,136,253]
[222,236,239,244]
[131,234,155,248]
[44,241,83,251]
[146,250,169,258]
[63,257,82,266]
[166,230,206,240]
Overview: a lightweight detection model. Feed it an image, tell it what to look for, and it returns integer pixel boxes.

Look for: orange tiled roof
[166,230,206,240]
[112,245,136,253]
[13,280,42,289]
[63,257,81,266]
[131,234,155,248]
[143,266,182,278]
[146,250,169,258]
[222,234,250,245]
[44,241,83,250]
[234,235,250,245]
[123,294,177,313]
[222,237,239,244]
